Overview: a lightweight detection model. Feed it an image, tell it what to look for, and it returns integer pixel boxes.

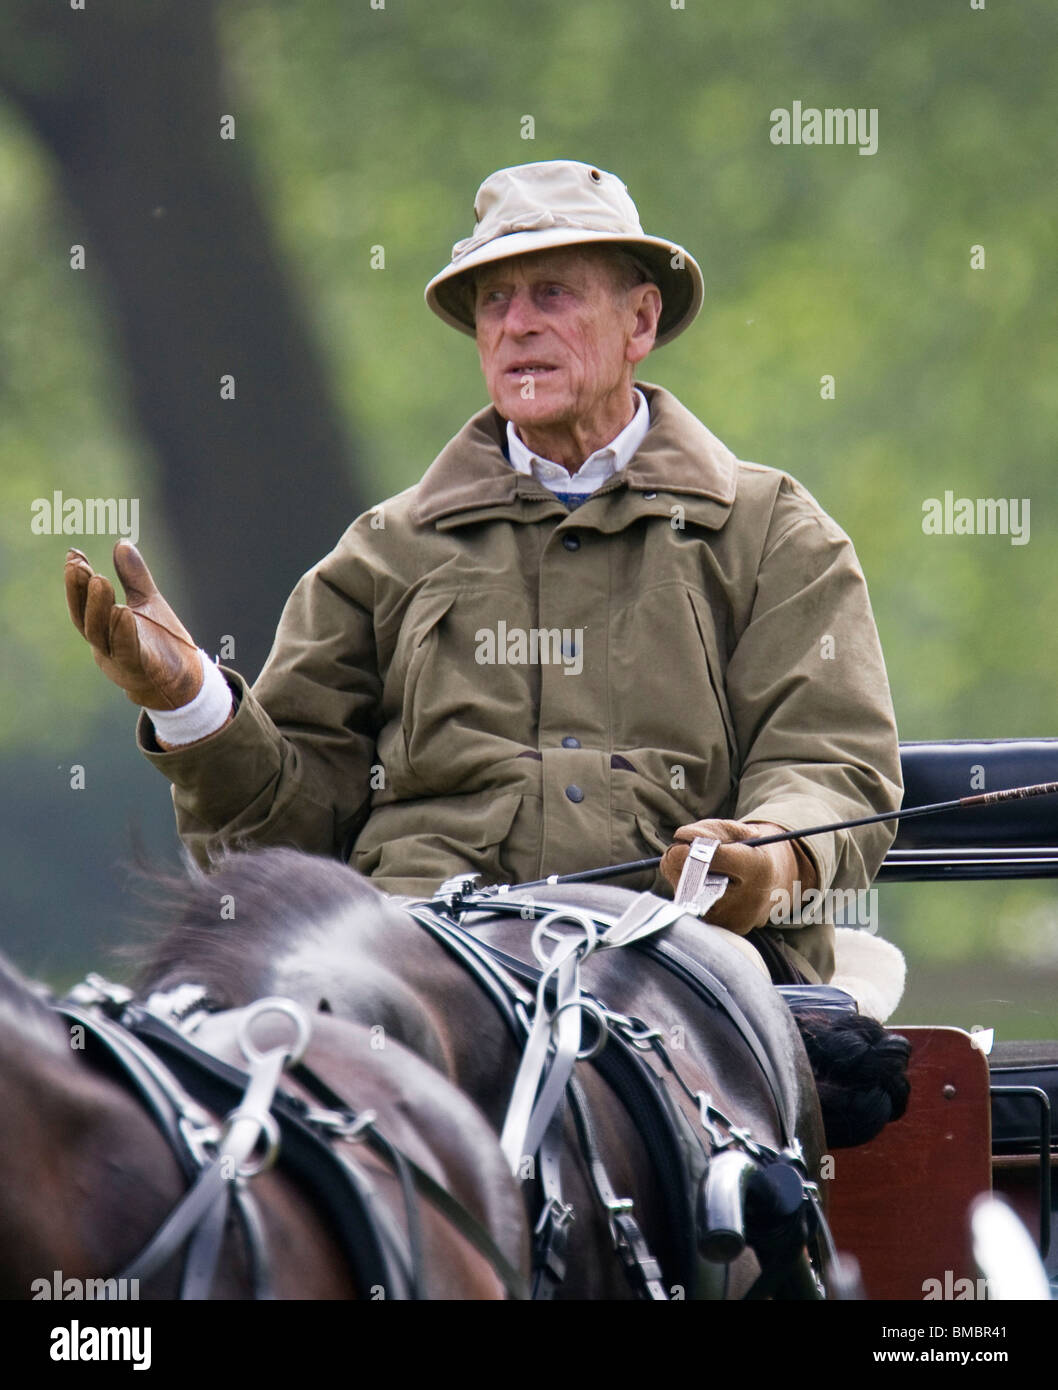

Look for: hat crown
[425,158,705,347]
[454,160,644,262]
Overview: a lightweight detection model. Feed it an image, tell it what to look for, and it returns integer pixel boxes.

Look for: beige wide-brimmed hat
[425,160,704,347]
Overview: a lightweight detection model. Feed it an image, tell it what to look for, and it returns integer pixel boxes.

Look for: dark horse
[2,847,908,1300]
[0,943,528,1299]
[125,846,908,1300]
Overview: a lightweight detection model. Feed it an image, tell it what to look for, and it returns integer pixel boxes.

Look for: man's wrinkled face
[472,248,651,433]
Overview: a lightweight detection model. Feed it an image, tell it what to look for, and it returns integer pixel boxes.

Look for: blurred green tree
[0,0,362,677]
[0,0,1054,1033]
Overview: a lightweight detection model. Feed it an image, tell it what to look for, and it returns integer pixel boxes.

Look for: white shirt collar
[505,388,650,496]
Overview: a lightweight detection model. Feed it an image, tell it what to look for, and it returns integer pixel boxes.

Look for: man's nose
[501,286,542,335]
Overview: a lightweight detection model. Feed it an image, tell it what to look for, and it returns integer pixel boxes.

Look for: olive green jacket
[138,382,902,981]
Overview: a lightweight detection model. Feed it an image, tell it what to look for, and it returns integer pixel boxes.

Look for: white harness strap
[498,893,706,1175]
[500,914,593,1173]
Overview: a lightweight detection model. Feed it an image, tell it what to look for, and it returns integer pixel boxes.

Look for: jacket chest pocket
[607,583,739,830]
[399,589,457,705]
[381,589,456,709]
[684,588,740,784]
[609,584,737,764]
[378,585,538,795]
[378,590,457,783]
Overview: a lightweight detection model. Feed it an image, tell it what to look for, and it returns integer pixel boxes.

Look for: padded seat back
[895,740,1058,849]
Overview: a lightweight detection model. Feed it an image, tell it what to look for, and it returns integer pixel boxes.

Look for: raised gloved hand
[660,818,816,934]
[64,541,203,710]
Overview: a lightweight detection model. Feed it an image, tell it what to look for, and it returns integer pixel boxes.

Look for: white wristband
[147,650,234,747]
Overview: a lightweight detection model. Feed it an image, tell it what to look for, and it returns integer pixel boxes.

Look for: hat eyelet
[589,168,602,182]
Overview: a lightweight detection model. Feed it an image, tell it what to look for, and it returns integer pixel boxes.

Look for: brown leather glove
[660,818,817,934]
[65,541,203,710]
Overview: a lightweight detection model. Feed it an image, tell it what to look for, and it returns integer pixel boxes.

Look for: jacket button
[562,736,580,749]
[565,785,585,803]
[562,533,581,551]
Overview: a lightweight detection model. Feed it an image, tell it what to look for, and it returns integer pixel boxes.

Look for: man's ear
[627,283,662,365]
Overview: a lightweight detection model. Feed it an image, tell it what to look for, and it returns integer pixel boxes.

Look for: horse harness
[405,881,838,1301]
[51,882,839,1302]
[53,978,528,1301]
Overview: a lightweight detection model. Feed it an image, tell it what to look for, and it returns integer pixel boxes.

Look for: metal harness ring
[530,910,599,969]
[219,1107,282,1177]
[550,997,610,1060]
[236,997,312,1066]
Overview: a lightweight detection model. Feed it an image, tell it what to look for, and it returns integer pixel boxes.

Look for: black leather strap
[455,896,798,1151]
[635,936,797,1150]
[568,1078,668,1300]
[530,1108,572,1299]
[123,1005,415,1300]
[287,1056,529,1300]
[55,1003,202,1182]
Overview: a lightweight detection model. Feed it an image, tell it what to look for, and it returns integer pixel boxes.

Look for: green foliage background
[2,0,1056,1035]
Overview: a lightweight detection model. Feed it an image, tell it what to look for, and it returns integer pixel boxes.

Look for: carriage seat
[877,739,1058,882]
[893,739,1058,847]
[989,1039,1058,1155]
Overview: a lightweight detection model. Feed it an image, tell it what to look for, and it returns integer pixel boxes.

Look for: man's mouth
[505,364,558,377]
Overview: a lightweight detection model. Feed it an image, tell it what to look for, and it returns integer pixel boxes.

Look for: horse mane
[122,846,394,1005]
[0,952,71,1056]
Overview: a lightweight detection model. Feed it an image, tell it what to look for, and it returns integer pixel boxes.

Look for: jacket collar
[412,381,738,530]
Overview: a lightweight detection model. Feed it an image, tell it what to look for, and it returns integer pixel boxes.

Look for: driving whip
[492,778,1058,894]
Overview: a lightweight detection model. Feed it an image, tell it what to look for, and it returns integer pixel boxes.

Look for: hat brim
[425,228,704,348]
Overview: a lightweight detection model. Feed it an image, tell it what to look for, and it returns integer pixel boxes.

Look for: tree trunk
[0,0,363,677]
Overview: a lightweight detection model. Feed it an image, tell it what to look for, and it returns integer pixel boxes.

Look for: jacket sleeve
[725,477,903,895]
[136,547,382,869]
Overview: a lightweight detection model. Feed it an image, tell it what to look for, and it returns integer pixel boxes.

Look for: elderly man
[65,159,902,984]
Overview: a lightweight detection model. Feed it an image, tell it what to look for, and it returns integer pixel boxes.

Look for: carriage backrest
[880,739,1058,881]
